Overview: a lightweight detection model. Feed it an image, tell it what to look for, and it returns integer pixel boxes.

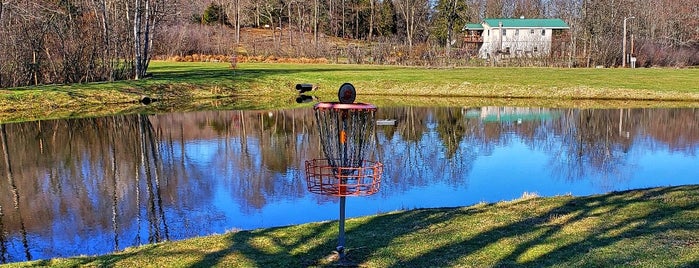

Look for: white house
[463,18,570,59]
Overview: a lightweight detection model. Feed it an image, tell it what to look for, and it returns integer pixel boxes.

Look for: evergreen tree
[202,2,229,25]
[431,0,469,47]
[376,0,398,36]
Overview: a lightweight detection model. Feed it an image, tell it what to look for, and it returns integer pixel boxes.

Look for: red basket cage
[305,158,383,197]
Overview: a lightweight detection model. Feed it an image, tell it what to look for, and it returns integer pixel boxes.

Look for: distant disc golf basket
[304,83,383,262]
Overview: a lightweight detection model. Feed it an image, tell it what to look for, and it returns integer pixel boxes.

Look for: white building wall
[478,25,554,59]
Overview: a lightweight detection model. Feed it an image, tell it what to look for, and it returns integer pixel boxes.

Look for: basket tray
[305,159,383,197]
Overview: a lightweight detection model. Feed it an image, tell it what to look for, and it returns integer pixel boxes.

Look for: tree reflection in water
[550,109,634,190]
[0,125,31,261]
[0,107,696,263]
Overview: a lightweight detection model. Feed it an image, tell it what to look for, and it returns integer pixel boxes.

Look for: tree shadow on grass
[93,186,696,267]
[147,63,390,86]
[184,203,492,267]
[395,185,699,267]
[187,221,340,267]
[190,185,698,267]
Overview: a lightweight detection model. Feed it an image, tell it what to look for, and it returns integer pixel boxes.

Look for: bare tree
[368,0,374,40]
[395,0,427,48]
[222,0,244,44]
[512,0,542,18]
[258,0,285,49]
[133,0,163,79]
[314,0,319,47]
[484,0,504,18]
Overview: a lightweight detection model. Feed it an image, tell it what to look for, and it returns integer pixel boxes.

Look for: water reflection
[0,107,697,263]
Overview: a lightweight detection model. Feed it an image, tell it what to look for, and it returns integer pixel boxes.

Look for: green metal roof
[464,23,484,30]
[482,18,569,29]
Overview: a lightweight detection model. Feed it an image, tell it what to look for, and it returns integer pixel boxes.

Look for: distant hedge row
[162,54,329,64]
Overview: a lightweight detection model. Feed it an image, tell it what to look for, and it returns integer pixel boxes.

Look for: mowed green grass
[0,61,697,122]
[221,62,699,100]
[9,185,699,267]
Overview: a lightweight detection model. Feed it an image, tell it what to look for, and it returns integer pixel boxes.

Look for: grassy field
[229,62,699,99]
[1,61,698,122]
[7,185,698,267]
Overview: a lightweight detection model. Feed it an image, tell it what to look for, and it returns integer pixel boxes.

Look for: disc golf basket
[305,83,383,262]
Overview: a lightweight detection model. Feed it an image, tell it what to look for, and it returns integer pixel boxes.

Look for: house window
[541,29,546,36]
[530,29,534,34]
[487,30,490,36]
[502,29,506,36]
[515,29,519,35]
[505,47,511,53]
[534,46,538,52]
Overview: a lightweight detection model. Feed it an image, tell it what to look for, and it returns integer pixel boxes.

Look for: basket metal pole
[338,196,346,259]
[337,110,348,260]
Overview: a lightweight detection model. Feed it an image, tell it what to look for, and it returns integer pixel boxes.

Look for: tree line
[1,0,697,88]
[0,0,164,88]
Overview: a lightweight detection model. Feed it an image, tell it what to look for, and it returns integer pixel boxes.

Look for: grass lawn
[228,62,699,100]
[8,185,699,267]
[1,62,698,122]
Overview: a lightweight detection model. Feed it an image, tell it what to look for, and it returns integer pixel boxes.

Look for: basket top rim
[314,102,377,111]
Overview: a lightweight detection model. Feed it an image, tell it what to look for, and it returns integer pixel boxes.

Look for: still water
[0,106,697,263]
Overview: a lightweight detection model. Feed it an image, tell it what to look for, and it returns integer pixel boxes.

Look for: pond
[0,106,697,263]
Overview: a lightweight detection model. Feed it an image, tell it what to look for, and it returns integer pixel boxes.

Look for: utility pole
[622,16,634,68]
[498,21,503,52]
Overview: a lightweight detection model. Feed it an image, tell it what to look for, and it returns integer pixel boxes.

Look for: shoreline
[7,184,698,267]
[1,62,698,123]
